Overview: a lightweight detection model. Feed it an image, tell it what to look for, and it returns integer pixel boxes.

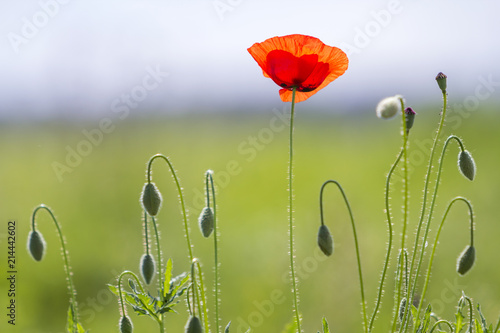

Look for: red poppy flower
[248,34,349,103]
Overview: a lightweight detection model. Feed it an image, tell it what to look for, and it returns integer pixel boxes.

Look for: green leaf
[225,321,231,333]
[411,304,419,329]
[455,298,466,332]
[476,318,483,333]
[322,317,330,333]
[66,304,86,333]
[420,304,432,332]
[163,258,173,295]
[477,304,491,333]
[108,284,119,297]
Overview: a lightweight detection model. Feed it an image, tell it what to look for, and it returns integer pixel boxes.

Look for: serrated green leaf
[421,304,432,332]
[131,304,149,316]
[455,298,466,332]
[322,317,330,333]
[66,304,83,333]
[163,258,173,295]
[476,318,483,333]
[225,321,231,333]
[411,304,419,329]
[108,284,120,297]
[477,304,490,333]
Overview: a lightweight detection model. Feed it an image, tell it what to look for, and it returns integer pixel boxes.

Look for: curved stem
[401,92,447,332]
[428,320,453,333]
[461,294,474,332]
[411,135,465,322]
[288,87,301,332]
[320,180,367,333]
[207,170,221,333]
[31,204,79,331]
[146,154,193,261]
[117,271,160,323]
[369,147,403,332]
[418,197,473,316]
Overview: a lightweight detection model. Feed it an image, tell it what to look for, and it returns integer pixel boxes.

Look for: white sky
[1,0,499,120]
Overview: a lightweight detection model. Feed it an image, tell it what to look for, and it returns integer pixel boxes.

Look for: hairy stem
[320,180,367,333]
[31,204,79,331]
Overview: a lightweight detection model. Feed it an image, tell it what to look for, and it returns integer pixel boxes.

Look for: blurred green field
[1,106,499,333]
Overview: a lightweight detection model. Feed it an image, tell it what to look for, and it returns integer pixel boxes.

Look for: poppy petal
[248,34,349,103]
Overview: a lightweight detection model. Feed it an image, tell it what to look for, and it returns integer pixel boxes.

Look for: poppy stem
[206,170,221,333]
[418,197,474,319]
[288,87,302,332]
[400,91,447,332]
[320,180,368,333]
[30,204,80,332]
[146,154,194,262]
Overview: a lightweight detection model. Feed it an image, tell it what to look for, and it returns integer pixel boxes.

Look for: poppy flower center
[266,50,330,92]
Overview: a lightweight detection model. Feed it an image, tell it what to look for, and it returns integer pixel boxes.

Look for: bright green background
[1,103,499,332]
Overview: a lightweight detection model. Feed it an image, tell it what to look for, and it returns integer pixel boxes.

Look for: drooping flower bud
[404,107,416,133]
[435,72,447,93]
[398,297,407,322]
[185,316,204,333]
[317,225,334,256]
[458,150,476,181]
[120,315,133,333]
[28,230,45,261]
[141,182,162,216]
[198,207,214,238]
[457,245,475,275]
[376,95,403,119]
[140,254,155,285]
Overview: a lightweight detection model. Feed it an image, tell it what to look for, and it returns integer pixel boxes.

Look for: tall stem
[320,180,367,333]
[401,91,447,332]
[418,197,473,316]
[31,204,79,331]
[147,154,193,261]
[368,148,402,332]
[207,171,221,333]
[288,87,301,332]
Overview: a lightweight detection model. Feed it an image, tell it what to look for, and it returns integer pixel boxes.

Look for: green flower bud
[457,245,475,275]
[198,207,214,238]
[404,107,416,133]
[317,225,333,256]
[28,230,45,261]
[141,182,162,216]
[185,316,204,333]
[458,150,476,181]
[376,95,403,119]
[120,315,133,333]
[140,254,155,285]
[435,72,447,93]
[398,297,407,322]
